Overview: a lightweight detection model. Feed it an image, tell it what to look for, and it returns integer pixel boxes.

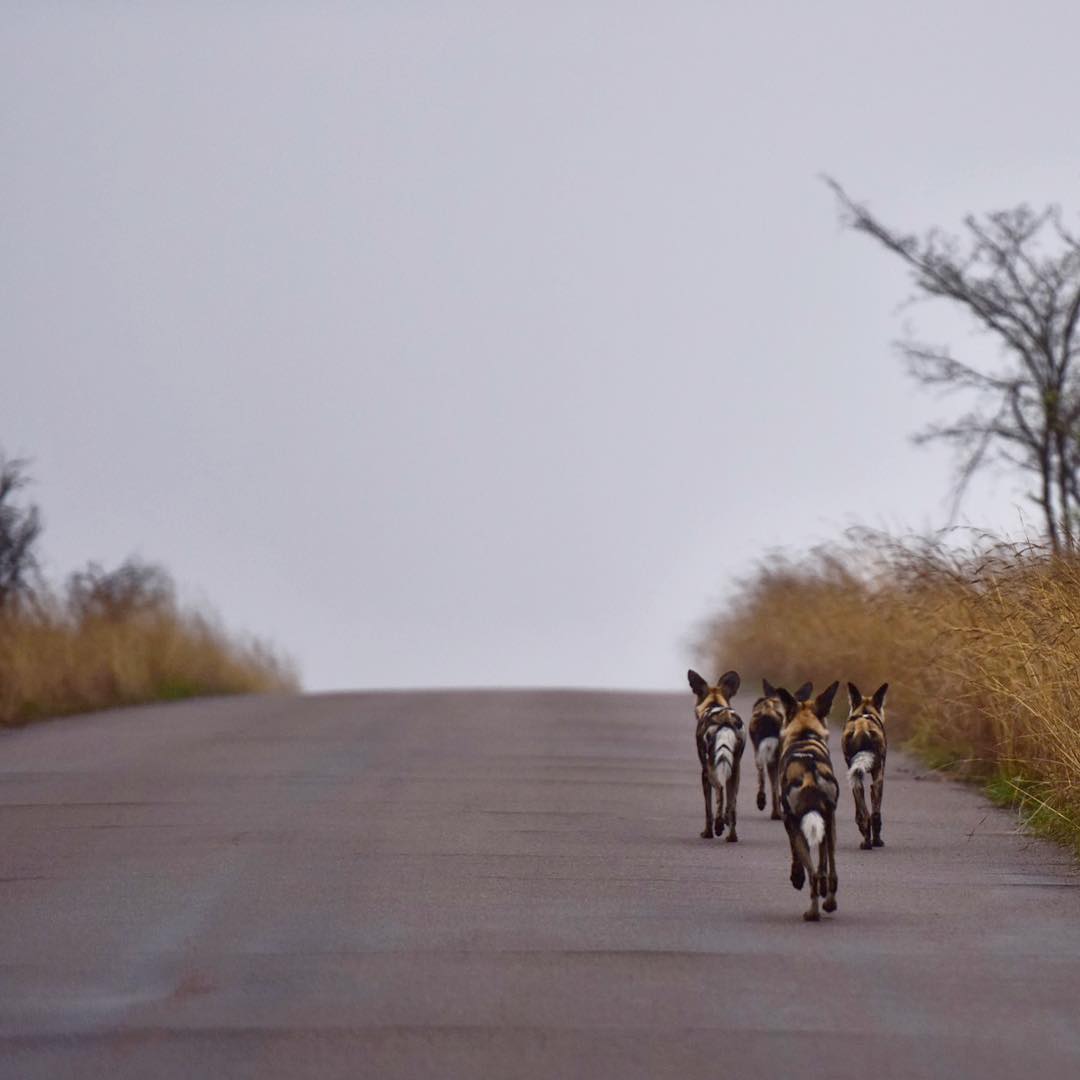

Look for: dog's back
[750,696,783,757]
[779,710,839,821]
[841,713,886,771]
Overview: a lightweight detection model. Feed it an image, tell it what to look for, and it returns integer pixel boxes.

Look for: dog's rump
[704,721,742,786]
[780,739,839,819]
[841,716,886,772]
[749,710,782,745]
[749,710,782,767]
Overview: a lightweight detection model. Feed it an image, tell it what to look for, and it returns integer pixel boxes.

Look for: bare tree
[827,180,1080,552]
[0,454,43,610]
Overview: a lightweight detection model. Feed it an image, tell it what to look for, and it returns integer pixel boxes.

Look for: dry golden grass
[697,533,1080,853]
[0,587,297,727]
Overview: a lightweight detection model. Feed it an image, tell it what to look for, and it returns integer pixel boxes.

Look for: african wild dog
[776,681,841,921]
[748,679,788,819]
[688,669,746,841]
[842,682,889,849]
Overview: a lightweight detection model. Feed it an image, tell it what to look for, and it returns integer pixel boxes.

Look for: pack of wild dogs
[688,669,888,922]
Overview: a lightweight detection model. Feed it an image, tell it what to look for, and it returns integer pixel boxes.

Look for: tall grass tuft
[0,559,297,726]
[697,532,1080,854]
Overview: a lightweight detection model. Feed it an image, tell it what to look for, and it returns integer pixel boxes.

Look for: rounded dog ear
[687,669,709,701]
[847,682,862,711]
[872,682,889,712]
[717,670,741,702]
[815,681,840,721]
[762,678,776,698]
[794,681,813,703]
[775,687,799,722]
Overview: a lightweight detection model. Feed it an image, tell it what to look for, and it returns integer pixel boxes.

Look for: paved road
[1,690,1079,1078]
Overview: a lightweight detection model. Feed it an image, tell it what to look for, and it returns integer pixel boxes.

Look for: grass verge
[0,561,297,726]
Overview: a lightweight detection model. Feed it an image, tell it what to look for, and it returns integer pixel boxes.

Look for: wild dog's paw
[803,909,820,922]
[791,864,805,890]
[700,827,714,839]
[726,830,738,843]
[822,897,837,913]
[873,836,884,847]
[860,839,873,850]
[770,810,782,821]
[714,818,725,836]
[756,791,766,811]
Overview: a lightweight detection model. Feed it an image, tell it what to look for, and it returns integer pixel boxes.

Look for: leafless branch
[827,178,1080,549]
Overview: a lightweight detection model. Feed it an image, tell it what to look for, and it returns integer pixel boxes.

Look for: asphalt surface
[1,689,1079,1078]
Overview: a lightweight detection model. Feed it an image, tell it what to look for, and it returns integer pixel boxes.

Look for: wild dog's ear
[776,687,799,721]
[688,669,709,701]
[762,678,776,698]
[795,681,813,703]
[872,682,889,712]
[717,670,741,702]
[847,682,862,712]
[815,680,840,721]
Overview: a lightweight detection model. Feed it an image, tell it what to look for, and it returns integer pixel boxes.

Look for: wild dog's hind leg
[725,761,740,842]
[713,780,726,838]
[768,757,781,820]
[700,771,714,839]
[784,816,805,890]
[852,772,872,849]
[755,753,766,811]
[871,769,885,847]
[822,812,838,913]
[794,832,819,921]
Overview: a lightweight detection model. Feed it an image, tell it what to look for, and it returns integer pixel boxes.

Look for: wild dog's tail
[711,727,738,785]
[847,750,877,783]
[801,810,825,848]
[755,736,778,770]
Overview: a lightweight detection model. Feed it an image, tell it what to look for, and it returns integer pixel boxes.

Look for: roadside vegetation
[698,534,1080,856]
[0,454,296,727]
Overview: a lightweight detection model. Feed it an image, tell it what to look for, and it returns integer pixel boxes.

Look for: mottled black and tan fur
[749,679,786,819]
[842,682,889,849]
[688,669,746,841]
[777,681,841,921]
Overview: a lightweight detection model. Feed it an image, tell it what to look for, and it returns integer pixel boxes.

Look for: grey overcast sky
[3,2,1079,690]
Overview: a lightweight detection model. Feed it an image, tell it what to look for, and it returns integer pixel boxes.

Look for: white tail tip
[848,751,876,782]
[755,736,778,769]
[801,811,825,848]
